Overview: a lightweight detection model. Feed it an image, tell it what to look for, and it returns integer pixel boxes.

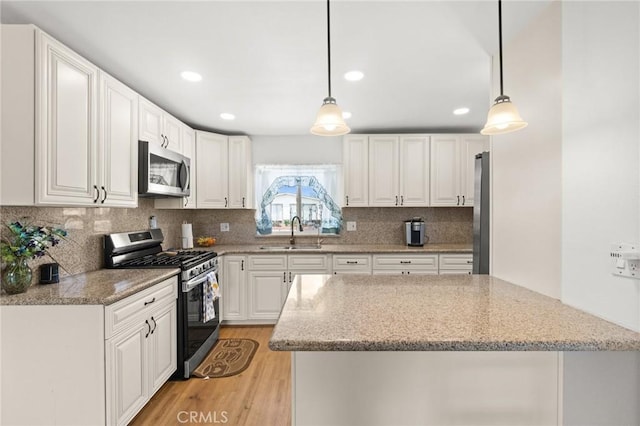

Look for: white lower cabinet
[332,254,372,274]
[0,276,177,426]
[439,254,473,275]
[373,254,439,275]
[105,277,178,426]
[221,255,247,321]
[242,254,330,323]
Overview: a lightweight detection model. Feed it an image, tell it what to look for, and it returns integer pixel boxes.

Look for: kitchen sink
[259,245,322,250]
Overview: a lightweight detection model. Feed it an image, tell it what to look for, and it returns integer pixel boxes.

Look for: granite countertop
[206,243,472,255]
[0,268,180,306]
[269,274,640,352]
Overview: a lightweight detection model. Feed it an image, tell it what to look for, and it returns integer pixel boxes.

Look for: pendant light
[481,0,528,135]
[310,0,350,136]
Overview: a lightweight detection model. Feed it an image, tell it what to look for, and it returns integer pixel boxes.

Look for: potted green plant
[0,220,67,294]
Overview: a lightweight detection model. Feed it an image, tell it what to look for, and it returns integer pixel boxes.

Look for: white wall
[251,135,342,165]
[561,1,640,332]
[490,1,562,298]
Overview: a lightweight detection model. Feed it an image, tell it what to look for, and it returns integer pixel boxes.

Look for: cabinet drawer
[332,254,372,273]
[105,276,177,339]
[248,255,287,270]
[373,254,438,271]
[439,254,473,270]
[288,254,330,271]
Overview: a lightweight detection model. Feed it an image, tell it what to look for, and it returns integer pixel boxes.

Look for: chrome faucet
[290,216,303,245]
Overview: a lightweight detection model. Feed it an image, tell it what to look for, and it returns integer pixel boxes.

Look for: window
[255,165,343,235]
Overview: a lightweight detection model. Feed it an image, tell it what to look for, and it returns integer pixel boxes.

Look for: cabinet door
[36,31,98,205]
[106,325,148,426]
[343,135,369,207]
[248,271,287,320]
[228,136,251,208]
[138,98,163,145]
[163,113,182,153]
[399,136,430,206]
[148,302,177,394]
[196,131,229,208]
[98,72,138,207]
[460,135,488,207]
[430,135,460,206]
[369,136,400,206]
[222,256,247,321]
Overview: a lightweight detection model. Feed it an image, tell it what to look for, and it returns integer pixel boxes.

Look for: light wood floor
[130,326,291,426]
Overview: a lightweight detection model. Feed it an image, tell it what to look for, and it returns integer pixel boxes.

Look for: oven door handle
[183,272,216,293]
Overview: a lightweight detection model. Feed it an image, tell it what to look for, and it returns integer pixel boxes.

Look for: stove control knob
[190,269,196,277]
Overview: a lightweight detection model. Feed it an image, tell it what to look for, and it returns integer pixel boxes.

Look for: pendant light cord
[498,0,504,97]
[326,0,332,98]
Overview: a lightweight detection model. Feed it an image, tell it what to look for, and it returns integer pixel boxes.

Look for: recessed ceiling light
[220,113,235,120]
[342,111,352,119]
[344,70,364,82]
[180,71,202,82]
[453,107,470,115]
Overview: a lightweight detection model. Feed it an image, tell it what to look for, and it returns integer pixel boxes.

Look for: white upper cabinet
[196,131,252,209]
[343,135,369,207]
[196,131,229,208]
[36,30,99,206]
[138,97,182,153]
[367,135,430,207]
[98,72,138,207]
[398,136,430,206]
[369,135,400,206]
[1,26,138,207]
[430,134,488,207]
[228,136,252,209]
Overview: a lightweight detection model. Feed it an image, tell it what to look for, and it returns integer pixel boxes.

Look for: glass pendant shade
[481,95,528,135]
[310,97,351,136]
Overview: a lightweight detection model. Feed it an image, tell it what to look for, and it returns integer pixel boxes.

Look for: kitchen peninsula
[270,274,640,426]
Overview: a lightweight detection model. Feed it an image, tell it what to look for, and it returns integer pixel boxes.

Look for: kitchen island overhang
[270,274,640,426]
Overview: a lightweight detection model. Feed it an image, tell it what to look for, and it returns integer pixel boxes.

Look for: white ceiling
[1,0,553,136]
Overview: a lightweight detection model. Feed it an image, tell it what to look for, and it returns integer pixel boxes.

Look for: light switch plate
[220,223,230,232]
[610,243,640,279]
[346,221,356,231]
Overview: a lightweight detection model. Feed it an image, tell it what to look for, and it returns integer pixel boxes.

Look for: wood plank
[130,325,291,426]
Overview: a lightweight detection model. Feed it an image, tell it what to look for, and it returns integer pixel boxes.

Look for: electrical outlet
[610,243,640,279]
[346,221,357,231]
[220,223,230,232]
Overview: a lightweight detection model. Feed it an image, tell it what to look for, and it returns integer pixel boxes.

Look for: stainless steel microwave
[138,141,190,197]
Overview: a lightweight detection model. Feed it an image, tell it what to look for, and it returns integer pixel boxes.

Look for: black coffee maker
[404,217,425,247]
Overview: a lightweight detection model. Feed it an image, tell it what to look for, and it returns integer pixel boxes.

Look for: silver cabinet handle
[93,185,99,203]
[400,195,404,206]
[395,195,398,206]
[150,316,157,334]
[283,272,286,283]
[145,320,151,338]
[345,195,349,206]
[101,186,107,204]
[400,260,411,264]
[241,260,244,271]
[242,197,245,208]
[224,197,228,208]
[144,297,156,306]
[457,195,460,206]
[289,272,292,283]
[346,261,358,264]
[466,260,473,264]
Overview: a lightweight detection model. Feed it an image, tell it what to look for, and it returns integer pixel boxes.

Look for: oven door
[175,271,220,379]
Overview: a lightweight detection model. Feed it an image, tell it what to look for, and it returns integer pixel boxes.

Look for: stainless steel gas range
[104,229,219,379]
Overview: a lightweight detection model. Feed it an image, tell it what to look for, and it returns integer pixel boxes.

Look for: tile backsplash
[1,201,472,283]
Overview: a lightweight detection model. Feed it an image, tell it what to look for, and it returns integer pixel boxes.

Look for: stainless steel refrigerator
[473,152,490,274]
